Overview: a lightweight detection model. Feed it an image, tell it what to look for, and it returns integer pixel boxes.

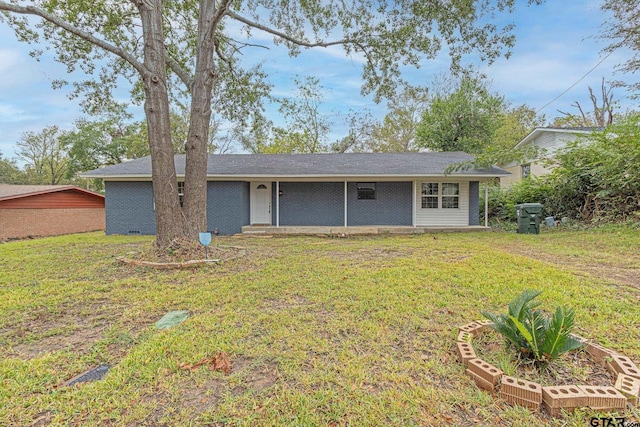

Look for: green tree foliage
[549,113,640,221]
[15,126,69,185]
[0,0,542,246]
[600,1,640,97]
[493,105,546,151]
[416,74,506,154]
[271,76,331,153]
[334,87,429,153]
[238,76,331,154]
[0,151,25,184]
[62,118,136,178]
[483,290,583,368]
[415,74,545,173]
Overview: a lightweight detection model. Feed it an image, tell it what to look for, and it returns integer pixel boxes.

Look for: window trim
[178,181,185,207]
[420,182,460,209]
[421,182,439,209]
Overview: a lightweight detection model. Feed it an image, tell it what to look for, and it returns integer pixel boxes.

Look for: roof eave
[94,173,508,181]
[513,127,596,150]
[0,185,104,202]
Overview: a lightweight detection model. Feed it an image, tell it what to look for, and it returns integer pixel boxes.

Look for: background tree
[0,0,542,247]
[15,126,69,185]
[416,74,506,154]
[332,87,428,153]
[369,87,429,152]
[600,1,640,97]
[331,111,375,153]
[493,104,546,151]
[554,78,615,127]
[269,76,331,153]
[0,151,24,184]
[237,114,275,154]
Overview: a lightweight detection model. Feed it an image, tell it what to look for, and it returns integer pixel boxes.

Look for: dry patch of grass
[0,229,639,426]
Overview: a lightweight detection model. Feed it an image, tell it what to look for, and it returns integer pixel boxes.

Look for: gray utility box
[515,203,543,234]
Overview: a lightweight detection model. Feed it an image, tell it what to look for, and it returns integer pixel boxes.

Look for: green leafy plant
[482,290,584,367]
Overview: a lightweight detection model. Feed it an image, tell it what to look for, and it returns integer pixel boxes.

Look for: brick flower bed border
[456,320,640,417]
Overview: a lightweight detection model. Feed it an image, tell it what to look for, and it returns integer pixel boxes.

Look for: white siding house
[500,127,599,188]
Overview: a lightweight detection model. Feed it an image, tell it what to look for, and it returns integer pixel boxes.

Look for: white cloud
[0,104,36,123]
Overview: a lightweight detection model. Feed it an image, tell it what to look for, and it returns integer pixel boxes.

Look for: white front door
[250,182,272,225]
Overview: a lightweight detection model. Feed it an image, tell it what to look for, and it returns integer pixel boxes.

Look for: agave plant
[482,290,584,366]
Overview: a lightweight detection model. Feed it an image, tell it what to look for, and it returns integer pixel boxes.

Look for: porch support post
[484,181,489,227]
[412,180,416,227]
[344,181,348,227]
[276,181,280,227]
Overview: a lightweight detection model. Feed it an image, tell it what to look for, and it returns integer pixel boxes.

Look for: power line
[535,48,618,114]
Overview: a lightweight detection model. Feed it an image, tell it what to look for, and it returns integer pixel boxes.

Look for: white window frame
[441,183,460,209]
[420,182,460,209]
[421,182,439,209]
[178,181,185,207]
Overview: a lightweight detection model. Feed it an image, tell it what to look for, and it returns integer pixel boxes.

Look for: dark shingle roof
[81,152,508,178]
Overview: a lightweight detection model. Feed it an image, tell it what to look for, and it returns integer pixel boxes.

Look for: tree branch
[209,0,231,37]
[165,53,193,88]
[0,1,147,76]
[226,10,354,48]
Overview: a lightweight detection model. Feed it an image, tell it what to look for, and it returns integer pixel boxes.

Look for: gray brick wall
[278,182,344,226]
[105,181,156,235]
[469,181,480,226]
[347,182,412,226]
[206,181,249,235]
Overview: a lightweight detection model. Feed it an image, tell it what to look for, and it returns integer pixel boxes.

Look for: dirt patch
[31,411,53,427]
[134,391,172,427]
[127,238,246,264]
[131,358,279,425]
[473,329,616,387]
[264,294,311,310]
[1,300,137,360]
[4,310,107,359]
[232,357,279,392]
[180,377,226,413]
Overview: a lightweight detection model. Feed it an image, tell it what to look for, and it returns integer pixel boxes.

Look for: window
[178,181,185,207]
[421,182,459,209]
[442,183,459,209]
[522,164,531,179]
[357,183,376,200]
[421,183,438,208]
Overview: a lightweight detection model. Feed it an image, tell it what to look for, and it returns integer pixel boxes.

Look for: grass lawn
[1,227,639,426]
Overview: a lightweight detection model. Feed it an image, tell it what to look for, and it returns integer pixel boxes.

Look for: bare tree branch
[209,0,231,37]
[226,10,355,48]
[165,53,193,88]
[0,1,147,76]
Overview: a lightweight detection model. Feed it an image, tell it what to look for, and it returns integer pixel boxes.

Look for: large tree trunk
[138,0,188,247]
[182,1,220,237]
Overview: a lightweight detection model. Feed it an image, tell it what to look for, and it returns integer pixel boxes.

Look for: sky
[0,0,636,161]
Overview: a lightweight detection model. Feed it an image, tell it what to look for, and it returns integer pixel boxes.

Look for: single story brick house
[81,152,508,235]
[0,185,105,240]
